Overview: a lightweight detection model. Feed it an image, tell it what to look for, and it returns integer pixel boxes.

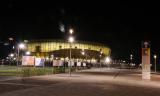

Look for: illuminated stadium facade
[26,40,111,63]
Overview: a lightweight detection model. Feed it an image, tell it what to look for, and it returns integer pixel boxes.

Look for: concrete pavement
[1,68,160,96]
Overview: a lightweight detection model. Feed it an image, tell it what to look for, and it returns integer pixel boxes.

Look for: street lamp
[105,57,111,63]
[17,43,25,66]
[25,51,31,55]
[81,51,85,55]
[10,53,14,57]
[130,54,133,69]
[19,43,25,49]
[130,54,133,63]
[100,51,102,68]
[9,53,14,65]
[69,28,74,34]
[154,54,157,73]
[81,50,85,63]
[68,35,74,76]
[68,36,74,43]
[105,57,111,69]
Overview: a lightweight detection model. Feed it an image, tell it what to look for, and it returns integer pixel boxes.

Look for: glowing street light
[81,51,85,55]
[24,40,28,43]
[68,36,74,43]
[69,28,74,34]
[105,57,111,69]
[25,51,31,55]
[68,28,75,76]
[81,50,86,62]
[19,43,25,49]
[130,54,133,63]
[154,54,157,73]
[130,54,133,69]
[99,51,103,68]
[17,43,25,66]
[105,57,111,63]
[8,37,14,41]
[10,53,14,57]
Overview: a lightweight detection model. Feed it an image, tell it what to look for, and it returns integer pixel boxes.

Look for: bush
[21,68,31,77]
[20,67,76,77]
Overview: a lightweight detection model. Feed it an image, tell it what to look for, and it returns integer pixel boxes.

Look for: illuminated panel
[27,40,111,56]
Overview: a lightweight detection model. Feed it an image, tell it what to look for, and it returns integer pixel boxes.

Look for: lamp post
[68,28,74,76]
[154,54,157,73]
[130,54,133,69]
[9,53,14,65]
[17,43,25,66]
[68,36,74,76]
[81,50,85,66]
[81,50,85,60]
[130,54,133,63]
[100,51,102,68]
[105,56,111,69]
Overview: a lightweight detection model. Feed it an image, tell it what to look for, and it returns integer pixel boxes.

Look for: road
[0,68,160,96]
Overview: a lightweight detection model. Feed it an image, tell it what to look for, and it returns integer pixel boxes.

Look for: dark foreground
[1,68,160,96]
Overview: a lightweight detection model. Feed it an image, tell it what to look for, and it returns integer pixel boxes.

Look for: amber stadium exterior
[26,39,111,63]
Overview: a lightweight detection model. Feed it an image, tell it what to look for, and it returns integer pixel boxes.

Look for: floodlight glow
[26,51,31,55]
[105,57,111,63]
[19,43,25,49]
[8,37,14,41]
[69,29,74,34]
[46,57,49,60]
[10,53,14,57]
[81,51,85,55]
[68,36,74,43]
[154,55,157,59]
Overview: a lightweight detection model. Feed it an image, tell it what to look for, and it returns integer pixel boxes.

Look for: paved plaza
[0,68,160,96]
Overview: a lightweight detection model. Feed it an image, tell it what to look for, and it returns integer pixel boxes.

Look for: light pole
[68,29,74,76]
[68,37,74,76]
[130,54,133,69]
[81,50,85,67]
[130,54,133,63]
[100,51,102,68]
[9,53,14,65]
[81,50,85,61]
[17,43,25,66]
[105,56,111,69]
[154,54,157,73]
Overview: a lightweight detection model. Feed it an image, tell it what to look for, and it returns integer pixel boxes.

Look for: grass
[0,67,19,76]
[0,66,72,77]
[20,67,55,77]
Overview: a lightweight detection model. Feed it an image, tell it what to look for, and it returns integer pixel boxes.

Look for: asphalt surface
[1,68,160,96]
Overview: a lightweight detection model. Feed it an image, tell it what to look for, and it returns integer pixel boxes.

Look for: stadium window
[59,45,62,49]
[35,46,41,52]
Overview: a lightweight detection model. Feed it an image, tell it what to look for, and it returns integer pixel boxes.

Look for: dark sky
[0,1,160,63]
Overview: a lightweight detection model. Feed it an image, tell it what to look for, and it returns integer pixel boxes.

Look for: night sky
[0,1,159,64]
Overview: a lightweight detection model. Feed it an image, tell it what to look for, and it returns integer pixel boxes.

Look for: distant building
[26,39,111,63]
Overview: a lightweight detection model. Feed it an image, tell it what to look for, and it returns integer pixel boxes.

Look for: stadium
[26,39,111,64]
